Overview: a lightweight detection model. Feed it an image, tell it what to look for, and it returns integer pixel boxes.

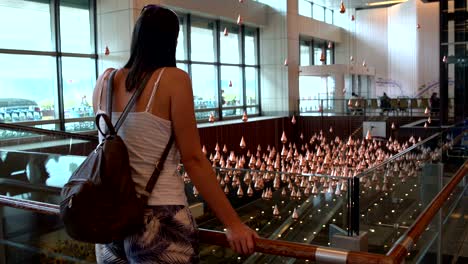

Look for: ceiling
[307,0,407,10]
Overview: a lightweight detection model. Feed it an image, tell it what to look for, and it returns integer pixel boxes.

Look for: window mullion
[256,27,261,115]
[323,5,325,21]
[52,0,65,131]
[310,2,313,18]
[187,14,192,77]
[90,0,98,80]
[311,40,314,65]
[215,19,222,121]
[241,25,246,113]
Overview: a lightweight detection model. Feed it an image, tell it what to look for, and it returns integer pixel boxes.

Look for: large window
[312,4,325,22]
[299,76,335,113]
[299,38,334,66]
[300,40,312,66]
[0,0,97,132]
[177,14,261,121]
[298,0,312,17]
[298,0,333,25]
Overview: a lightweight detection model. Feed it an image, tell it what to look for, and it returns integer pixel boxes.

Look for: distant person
[92,5,257,263]
[380,92,391,115]
[430,92,440,116]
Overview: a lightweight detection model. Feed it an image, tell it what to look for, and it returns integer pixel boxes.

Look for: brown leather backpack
[60,69,173,243]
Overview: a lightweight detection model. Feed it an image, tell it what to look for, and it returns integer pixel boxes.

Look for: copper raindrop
[242,111,248,122]
[339,0,346,14]
[237,14,242,25]
[281,131,287,144]
[240,136,246,149]
[209,112,215,123]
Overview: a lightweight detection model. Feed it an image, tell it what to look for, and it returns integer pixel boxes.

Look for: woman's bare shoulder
[160,67,192,93]
[162,67,190,81]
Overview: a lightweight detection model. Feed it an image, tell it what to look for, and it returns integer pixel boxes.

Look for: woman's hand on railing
[225,223,259,255]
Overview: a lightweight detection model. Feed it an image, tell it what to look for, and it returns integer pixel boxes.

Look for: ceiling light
[367,0,407,7]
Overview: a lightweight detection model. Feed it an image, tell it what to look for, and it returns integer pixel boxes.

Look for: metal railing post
[352,176,360,236]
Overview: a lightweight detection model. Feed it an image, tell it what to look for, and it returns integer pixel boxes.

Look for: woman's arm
[168,69,258,255]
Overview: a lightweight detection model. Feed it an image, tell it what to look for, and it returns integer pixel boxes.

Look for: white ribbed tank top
[97,68,187,206]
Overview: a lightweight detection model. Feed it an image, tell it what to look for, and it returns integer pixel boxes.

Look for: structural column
[439,0,448,124]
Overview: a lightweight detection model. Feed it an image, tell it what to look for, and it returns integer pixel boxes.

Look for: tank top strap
[145,68,166,112]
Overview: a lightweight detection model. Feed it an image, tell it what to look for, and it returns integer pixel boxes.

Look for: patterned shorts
[95,205,200,264]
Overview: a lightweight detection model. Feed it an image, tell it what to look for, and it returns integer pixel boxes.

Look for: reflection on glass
[222,108,243,118]
[0,0,53,51]
[65,121,95,132]
[176,16,186,60]
[60,1,92,53]
[245,27,258,65]
[313,4,325,22]
[191,18,215,62]
[0,54,58,122]
[195,110,218,121]
[34,124,60,131]
[0,128,37,140]
[62,57,96,119]
[191,64,218,110]
[247,106,259,115]
[300,42,311,66]
[245,67,258,105]
[221,66,243,109]
[298,0,312,17]
[220,23,240,64]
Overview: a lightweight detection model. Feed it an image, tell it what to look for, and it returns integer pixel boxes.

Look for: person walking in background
[430,92,440,117]
[92,5,257,263]
[380,92,391,115]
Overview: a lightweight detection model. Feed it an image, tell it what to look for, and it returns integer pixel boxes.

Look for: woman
[92,5,257,263]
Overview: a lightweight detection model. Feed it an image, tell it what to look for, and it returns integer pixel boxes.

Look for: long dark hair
[124,6,179,91]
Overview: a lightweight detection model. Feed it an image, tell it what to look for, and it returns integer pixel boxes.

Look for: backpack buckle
[94,141,105,153]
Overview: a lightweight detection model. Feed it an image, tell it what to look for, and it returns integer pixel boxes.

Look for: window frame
[312,3,325,22]
[177,14,261,122]
[0,0,98,132]
[298,1,334,25]
[299,38,335,66]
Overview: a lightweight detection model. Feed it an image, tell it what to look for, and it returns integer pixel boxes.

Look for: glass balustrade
[0,121,466,263]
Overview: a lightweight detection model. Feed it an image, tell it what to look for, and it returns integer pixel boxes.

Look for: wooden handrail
[387,159,468,262]
[0,194,394,264]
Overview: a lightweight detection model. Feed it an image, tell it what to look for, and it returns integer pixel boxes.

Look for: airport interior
[0,0,468,263]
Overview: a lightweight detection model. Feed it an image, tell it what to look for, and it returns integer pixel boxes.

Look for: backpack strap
[96,69,118,138]
[98,69,152,137]
[143,133,175,200]
[104,68,172,201]
[106,69,118,123]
